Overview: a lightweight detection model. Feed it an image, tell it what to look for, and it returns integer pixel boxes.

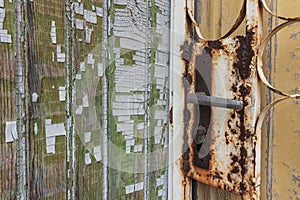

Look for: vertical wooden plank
[197,182,242,200]
[261,1,274,199]
[71,0,105,199]
[0,0,17,198]
[26,0,67,198]
[15,0,26,198]
[106,0,149,198]
[105,0,170,199]
[170,0,193,199]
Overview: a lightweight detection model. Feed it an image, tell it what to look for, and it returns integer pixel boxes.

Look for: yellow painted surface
[264,1,300,199]
[198,0,244,40]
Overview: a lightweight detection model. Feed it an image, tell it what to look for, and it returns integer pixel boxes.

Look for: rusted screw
[187,92,244,110]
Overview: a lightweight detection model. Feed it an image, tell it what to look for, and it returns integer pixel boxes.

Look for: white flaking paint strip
[75,18,84,30]
[82,95,89,107]
[80,62,85,71]
[93,146,102,162]
[125,139,135,147]
[51,21,56,44]
[59,86,66,102]
[125,185,135,194]
[74,2,83,15]
[56,45,65,62]
[5,121,18,143]
[134,182,144,191]
[46,136,55,146]
[86,27,93,43]
[87,53,94,64]
[96,7,103,17]
[85,153,92,165]
[34,123,38,135]
[84,10,97,24]
[0,8,12,43]
[46,145,55,154]
[98,63,103,77]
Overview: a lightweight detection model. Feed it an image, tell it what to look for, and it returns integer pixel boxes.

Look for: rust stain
[233,29,256,80]
[169,106,173,124]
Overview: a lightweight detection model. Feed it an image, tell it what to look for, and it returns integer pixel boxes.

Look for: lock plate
[179,16,261,199]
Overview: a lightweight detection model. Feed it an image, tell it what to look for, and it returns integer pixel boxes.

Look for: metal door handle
[187,92,244,110]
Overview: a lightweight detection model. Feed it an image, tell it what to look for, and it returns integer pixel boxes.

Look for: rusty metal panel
[170,0,262,199]
[183,36,261,198]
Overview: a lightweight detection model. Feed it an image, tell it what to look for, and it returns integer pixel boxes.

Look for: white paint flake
[80,62,85,71]
[87,53,94,64]
[84,10,97,24]
[50,21,56,44]
[46,145,55,154]
[5,121,18,143]
[85,153,92,165]
[0,8,12,43]
[158,189,163,197]
[75,18,84,30]
[31,92,38,103]
[125,185,135,194]
[57,45,65,63]
[126,139,135,147]
[96,7,103,17]
[134,182,144,191]
[85,27,93,44]
[34,123,38,134]
[58,86,66,102]
[98,63,103,77]
[45,119,66,154]
[93,145,102,162]
[82,95,89,107]
[74,2,84,15]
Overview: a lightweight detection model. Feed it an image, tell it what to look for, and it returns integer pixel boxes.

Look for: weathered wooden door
[1,0,300,199]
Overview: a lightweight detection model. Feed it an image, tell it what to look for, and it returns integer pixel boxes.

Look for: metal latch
[187,92,244,110]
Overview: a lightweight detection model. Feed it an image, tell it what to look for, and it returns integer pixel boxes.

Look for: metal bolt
[187,92,244,110]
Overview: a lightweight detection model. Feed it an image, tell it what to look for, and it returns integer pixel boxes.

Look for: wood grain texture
[197,182,241,200]
[0,1,17,199]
